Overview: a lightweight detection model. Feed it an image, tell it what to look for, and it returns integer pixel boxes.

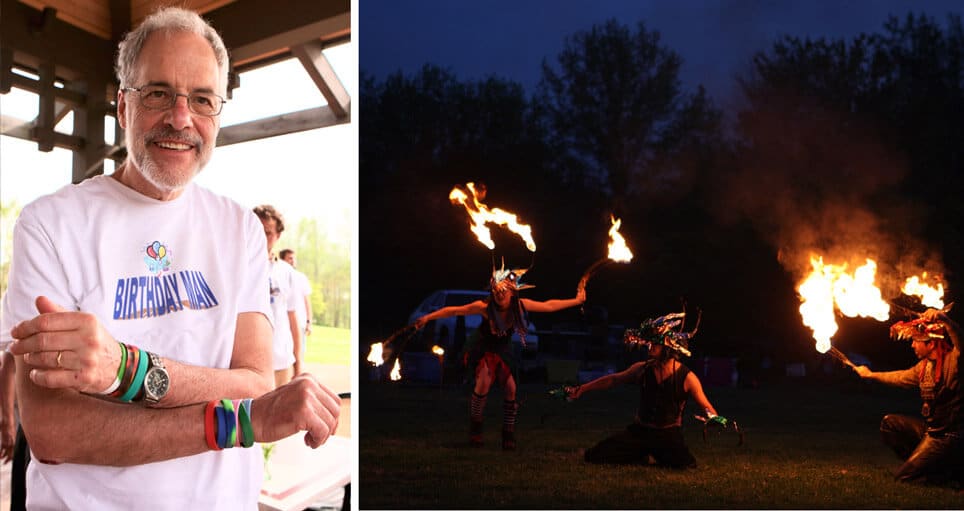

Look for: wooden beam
[205,0,350,69]
[35,61,56,152]
[216,105,350,147]
[291,41,349,118]
[2,112,85,152]
[0,0,115,83]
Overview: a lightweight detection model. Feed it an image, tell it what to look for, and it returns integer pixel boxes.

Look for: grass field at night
[359,374,963,509]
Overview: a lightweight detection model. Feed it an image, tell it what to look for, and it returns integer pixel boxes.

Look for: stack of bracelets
[98,341,151,402]
[206,399,256,450]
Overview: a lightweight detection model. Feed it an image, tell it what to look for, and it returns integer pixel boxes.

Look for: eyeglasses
[122,85,226,116]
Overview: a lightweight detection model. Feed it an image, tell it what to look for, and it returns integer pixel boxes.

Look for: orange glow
[449,183,536,252]
[798,256,890,353]
[431,345,445,356]
[902,273,945,309]
[607,216,633,262]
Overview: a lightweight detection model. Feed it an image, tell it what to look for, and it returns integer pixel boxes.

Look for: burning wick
[389,359,402,381]
[578,216,634,291]
[901,273,945,309]
[367,343,385,366]
[449,182,536,252]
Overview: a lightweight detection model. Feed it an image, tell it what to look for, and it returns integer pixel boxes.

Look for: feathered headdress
[489,257,535,291]
[623,309,701,357]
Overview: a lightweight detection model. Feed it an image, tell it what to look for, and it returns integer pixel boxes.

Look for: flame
[798,256,890,353]
[449,183,536,252]
[902,273,945,309]
[389,359,402,381]
[367,343,385,366]
[607,216,633,262]
[431,345,445,356]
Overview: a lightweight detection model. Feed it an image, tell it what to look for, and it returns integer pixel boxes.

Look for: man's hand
[9,296,121,394]
[252,373,341,448]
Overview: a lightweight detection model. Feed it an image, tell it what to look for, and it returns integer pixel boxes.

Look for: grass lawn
[304,324,350,366]
[359,374,964,509]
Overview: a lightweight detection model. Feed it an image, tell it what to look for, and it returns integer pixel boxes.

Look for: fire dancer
[854,308,963,485]
[413,263,586,450]
[566,312,727,468]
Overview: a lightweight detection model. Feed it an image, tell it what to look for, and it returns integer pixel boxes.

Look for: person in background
[3,8,339,509]
[280,248,313,350]
[254,206,303,386]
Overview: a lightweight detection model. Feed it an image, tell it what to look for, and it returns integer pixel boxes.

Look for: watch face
[146,368,170,400]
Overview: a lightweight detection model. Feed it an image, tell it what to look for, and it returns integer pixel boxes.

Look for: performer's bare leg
[469,360,493,446]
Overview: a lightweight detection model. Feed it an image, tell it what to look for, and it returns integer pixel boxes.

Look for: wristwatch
[143,352,170,406]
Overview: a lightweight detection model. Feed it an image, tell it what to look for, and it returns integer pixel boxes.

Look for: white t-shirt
[269,258,299,370]
[3,175,271,510]
[292,269,312,328]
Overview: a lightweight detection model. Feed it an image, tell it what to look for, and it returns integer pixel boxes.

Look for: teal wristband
[120,348,149,402]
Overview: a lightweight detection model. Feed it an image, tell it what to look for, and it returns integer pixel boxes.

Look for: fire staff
[854,308,963,485]
[413,263,585,450]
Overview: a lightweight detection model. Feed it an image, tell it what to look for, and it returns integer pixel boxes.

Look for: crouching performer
[567,311,727,468]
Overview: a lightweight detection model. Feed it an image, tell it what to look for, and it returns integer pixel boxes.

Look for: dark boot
[502,428,516,451]
[469,419,483,447]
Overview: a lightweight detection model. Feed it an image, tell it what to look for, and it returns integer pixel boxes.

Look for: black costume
[584,360,697,468]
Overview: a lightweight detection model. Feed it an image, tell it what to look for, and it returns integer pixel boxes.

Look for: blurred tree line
[361,13,963,368]
[284,216,352,329]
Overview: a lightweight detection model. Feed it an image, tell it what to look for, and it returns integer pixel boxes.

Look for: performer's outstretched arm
[522,287,586,313]
[684,372,717,417]
[413,301,487,329]
[570,361,644,399]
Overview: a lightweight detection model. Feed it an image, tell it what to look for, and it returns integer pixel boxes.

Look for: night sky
[361,0,962,107]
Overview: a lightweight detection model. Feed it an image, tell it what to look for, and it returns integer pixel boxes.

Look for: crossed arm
[10,300,339,466]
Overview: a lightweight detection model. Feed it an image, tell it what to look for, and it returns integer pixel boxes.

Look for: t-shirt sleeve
[238,210,272,326]
[3,205,77,350]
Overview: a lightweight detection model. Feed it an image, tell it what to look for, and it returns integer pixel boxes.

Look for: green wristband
[116,342,128,380]
[239,398,255,448]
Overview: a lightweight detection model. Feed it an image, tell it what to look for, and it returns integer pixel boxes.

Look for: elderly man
[3,7,340,509]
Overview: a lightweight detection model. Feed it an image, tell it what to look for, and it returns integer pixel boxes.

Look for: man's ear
[117,90,129,129]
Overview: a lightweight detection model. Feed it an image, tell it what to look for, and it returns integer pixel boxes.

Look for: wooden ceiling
[1,0,352,182]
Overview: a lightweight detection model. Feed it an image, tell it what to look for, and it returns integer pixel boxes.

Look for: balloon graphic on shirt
[144,240,172,275]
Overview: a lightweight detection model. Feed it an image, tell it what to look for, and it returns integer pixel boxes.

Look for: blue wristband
[215,405,227,450]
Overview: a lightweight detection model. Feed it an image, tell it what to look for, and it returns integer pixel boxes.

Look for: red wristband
[205,400,221,451]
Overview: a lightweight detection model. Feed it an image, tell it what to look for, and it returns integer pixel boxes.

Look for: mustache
[144,127,203,150]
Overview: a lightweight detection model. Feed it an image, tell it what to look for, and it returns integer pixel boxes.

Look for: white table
[258,434,351,511]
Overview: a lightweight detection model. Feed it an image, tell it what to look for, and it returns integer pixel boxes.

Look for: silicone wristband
[120,348,148,402]
[215,404,227,450]
[221,399,237,449]
[99,376,121,396]
[239,398,255,448]
[204,400,221,451]
[111,345,137,399]
[116,341,127,380]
